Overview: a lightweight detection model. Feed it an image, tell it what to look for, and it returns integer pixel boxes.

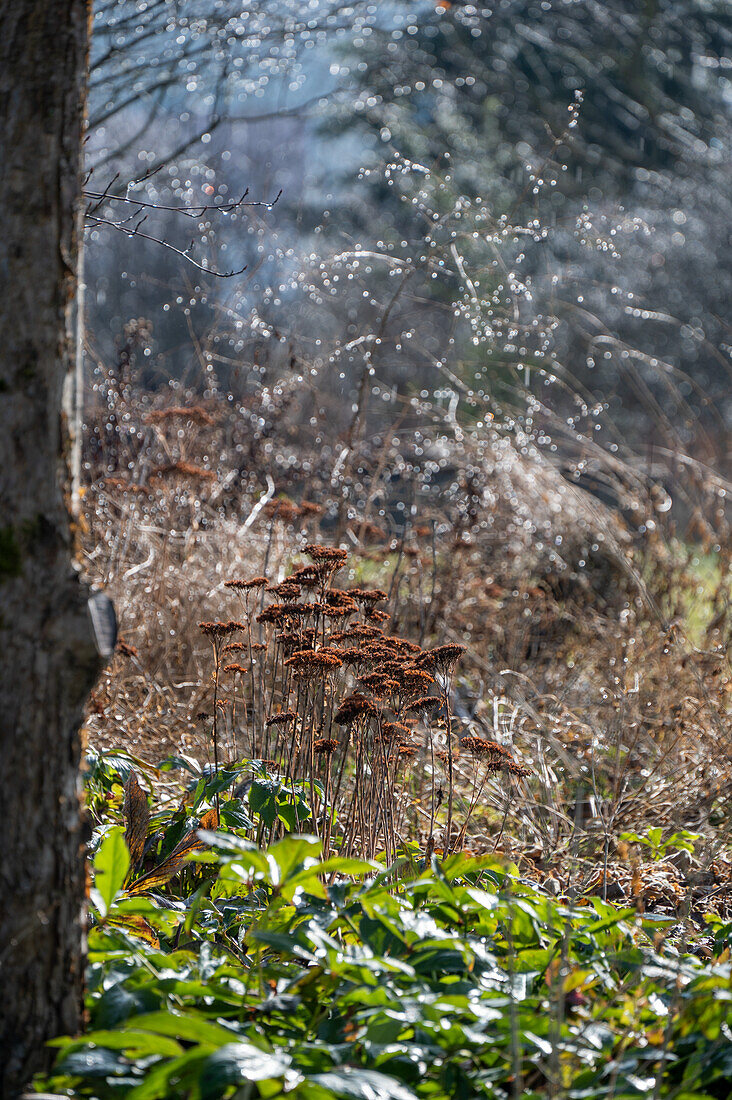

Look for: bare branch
[83,187,282,218]
[85,213,248,279]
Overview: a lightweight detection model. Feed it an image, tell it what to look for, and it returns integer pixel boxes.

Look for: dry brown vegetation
[78,381,732,921]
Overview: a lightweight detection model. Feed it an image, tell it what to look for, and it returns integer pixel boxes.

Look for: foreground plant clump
[42,825,732,1100]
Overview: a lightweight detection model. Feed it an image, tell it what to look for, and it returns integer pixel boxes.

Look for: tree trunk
[0,3,100,1096]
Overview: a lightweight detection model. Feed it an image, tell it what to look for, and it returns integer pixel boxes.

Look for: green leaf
[278,798,312,831]
[306,1067,418,1100]
[92,826,130,917]
[53,1029,183,1059]
[55,1048,129,1078]
[220,800,255,830]
[185,877,213,935]
[157,754,201,775]
[268,834,322,879]
[302,856,378,880]
[250,779,281,828]
[585,908,637,934]
[201,767,244,800]
[104,896,180,940]
[127,1050,210,1100]
[199,1043,294,1099]
[124,1010,241,1047]
[251,930,318,962]
[93,982,159,1028]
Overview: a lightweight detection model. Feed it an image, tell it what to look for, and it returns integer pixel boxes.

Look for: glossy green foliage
[41,831,732,1100]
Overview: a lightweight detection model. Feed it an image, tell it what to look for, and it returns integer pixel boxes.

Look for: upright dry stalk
[207,551,530,864]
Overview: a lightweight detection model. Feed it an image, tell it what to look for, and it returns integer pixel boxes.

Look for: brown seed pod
[285,647,343,680]
[334,693,378,724]
[405,695,442,717]
[348,587,389,605]
[199,620,245,639]
[417,643,466,677]
[266,710,297,728]
[313,737,340,755]
[303,544,349,566]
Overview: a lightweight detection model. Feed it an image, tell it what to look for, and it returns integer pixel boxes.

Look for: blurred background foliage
[85,0,731,479]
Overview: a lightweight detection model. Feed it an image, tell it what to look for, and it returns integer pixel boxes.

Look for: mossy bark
[0,2,100,1095]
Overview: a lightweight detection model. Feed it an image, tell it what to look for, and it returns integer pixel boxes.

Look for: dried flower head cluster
[459,736,528,775]
[225,577,267,592]
[198,620,246,640]
[197,543,530,862]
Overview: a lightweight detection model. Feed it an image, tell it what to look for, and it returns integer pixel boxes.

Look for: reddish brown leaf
[123,769,150,870]
[126,808,219,896]
[106,913,160,948]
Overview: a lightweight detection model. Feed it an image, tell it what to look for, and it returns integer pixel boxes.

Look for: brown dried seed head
[387,638,422,655]
[358,672,400,697]
[478,740,512,759]
[366,608,391,624]
[397,745,419,760]
[417,643,466,675]
[340,647,367,668]
[278,629,314,653]
[289,565,319,588]
[199,620,245,639]
[263,498,301,522]
[284,647,343,679]
[324,590,358,609]
[400,668,435,696]
[266,710,297,727]
[348,587,389,605]
[150,461,216,481]
[256,605,286,625]
[266,580,301,601]
[405,695,442,716]
[334,693,378,724]
[303,544,349,565]
[323,604,359,620]
[225,576,267,590]
[380,721,412,743]
[313,737,340,755]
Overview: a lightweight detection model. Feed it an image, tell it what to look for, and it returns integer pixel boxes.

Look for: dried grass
[80,392,732,884]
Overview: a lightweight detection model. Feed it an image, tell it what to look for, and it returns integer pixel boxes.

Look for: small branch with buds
[82,171,282,279]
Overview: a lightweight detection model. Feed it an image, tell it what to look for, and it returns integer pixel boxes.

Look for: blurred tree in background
[82,0,731,474]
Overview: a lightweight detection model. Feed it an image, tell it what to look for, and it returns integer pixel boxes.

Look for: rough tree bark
[0,2,100,1095]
